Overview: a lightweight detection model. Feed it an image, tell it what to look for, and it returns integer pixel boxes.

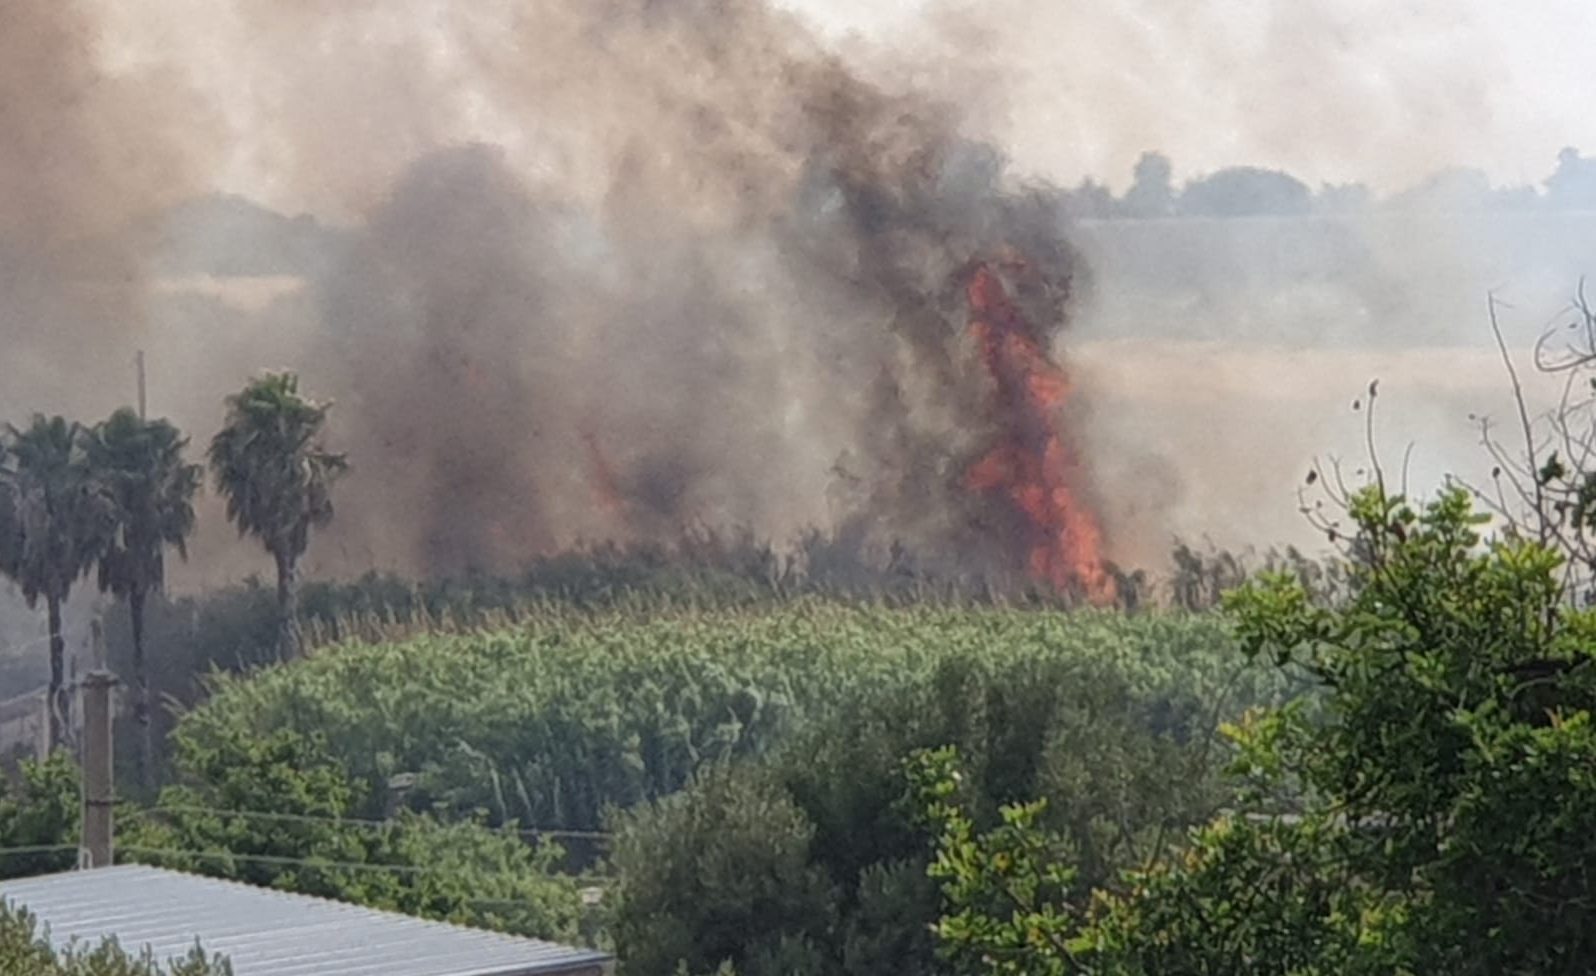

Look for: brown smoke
[13,0,1579,591]
[182,0,1096,582]
[0,0,218,419]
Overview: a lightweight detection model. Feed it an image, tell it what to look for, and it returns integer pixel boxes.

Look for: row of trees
[1066,147,1596,220]
[0,372,344,783]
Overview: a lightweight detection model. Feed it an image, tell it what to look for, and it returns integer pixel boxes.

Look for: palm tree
[86,408,201,788]
[0,416,109,750]
[208,373,347,660]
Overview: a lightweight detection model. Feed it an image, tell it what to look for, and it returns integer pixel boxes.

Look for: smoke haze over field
[0,0,1594,590]
[800,0,1596,195]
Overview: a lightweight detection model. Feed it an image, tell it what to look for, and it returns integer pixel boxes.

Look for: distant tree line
[1064,146,1596,220]
[89,531,1332,793]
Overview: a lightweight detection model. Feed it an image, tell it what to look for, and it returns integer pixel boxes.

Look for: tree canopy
[86,408,202,788]
[0,415,109,748]
[208,372,346,659]
[914,485,1596,975]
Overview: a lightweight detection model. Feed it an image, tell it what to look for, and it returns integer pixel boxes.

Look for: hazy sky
[770,0,1596,196]
[92,0,1596,209]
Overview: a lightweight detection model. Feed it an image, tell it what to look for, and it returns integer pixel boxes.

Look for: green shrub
[608,769,834,976]
[913,487,1596,975]
[122,726,585,944]
[0,754,79,879]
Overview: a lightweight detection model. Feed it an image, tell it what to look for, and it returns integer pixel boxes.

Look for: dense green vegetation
[0,754,79,878]
[177,607,1288,834]
[124,724,587,944]
[0,734,587,943]
[0,338,1589,976]
[6,599,1294,970]
[150,604,1294,973]
[915,486,1596,975]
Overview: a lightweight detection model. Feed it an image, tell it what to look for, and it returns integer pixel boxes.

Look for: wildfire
[963,261,1115,603]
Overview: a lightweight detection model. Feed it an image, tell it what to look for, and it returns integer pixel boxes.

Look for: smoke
[0,0,1082,584]
[275,4,1096,579]
[1,0,1592,591]
[0,0,218,418]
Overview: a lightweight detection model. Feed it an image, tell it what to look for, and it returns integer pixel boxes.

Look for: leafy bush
[597,609,1298,975]
[608,769,834,976]
[121,725,586,944]
[0,754,79,879]
[914,487,1596,975]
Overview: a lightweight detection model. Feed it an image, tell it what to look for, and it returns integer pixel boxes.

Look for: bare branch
[1490,294,1549,545]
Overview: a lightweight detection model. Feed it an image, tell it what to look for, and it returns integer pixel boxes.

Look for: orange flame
[963,262,1115,603]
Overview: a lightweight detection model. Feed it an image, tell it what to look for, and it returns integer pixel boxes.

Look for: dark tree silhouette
[208,373,347,661]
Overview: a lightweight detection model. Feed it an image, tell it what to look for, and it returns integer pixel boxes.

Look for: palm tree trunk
[274,549,303,660]
[46,593,66,753]
[130,584,153,791]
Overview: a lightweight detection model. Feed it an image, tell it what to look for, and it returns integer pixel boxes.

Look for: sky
[737,0,1596,196]
[89,0,1596,210]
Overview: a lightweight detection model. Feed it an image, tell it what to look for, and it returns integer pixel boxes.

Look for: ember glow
[964,261,1115,602]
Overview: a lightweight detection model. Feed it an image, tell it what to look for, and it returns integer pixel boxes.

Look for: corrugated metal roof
[0,865,611,976]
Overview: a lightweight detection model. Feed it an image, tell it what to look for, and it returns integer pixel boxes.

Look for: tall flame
[963,261,1115,603]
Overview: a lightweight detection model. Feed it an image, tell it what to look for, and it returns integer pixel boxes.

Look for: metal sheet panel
[0,865,610,976]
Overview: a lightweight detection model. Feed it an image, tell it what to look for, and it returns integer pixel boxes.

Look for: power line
[115,846,617,887]
[119,846,437,878]
[130,805,613,841]
[0,845,78,857]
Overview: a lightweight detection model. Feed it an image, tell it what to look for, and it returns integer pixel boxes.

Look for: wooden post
[80,670,117,869]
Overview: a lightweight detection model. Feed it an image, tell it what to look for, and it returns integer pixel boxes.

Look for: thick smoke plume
[3,0,1588,593]
[0,0,1108,588]
[294,9,1098,582]
[0,0,214,417]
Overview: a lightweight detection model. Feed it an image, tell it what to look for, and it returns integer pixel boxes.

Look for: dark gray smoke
[12,0,1086,582]
[287,44,1091,576]
[9,0,1584,588]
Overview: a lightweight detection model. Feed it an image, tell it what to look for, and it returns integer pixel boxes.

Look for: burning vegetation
[0,0,1123,597]
[963,260,1114,600]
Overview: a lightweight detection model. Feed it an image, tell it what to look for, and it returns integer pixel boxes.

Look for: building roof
[0,865,611,976]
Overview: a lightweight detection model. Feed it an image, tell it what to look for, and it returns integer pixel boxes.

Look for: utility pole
[136,350,147,420]
[80,624,116,869]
